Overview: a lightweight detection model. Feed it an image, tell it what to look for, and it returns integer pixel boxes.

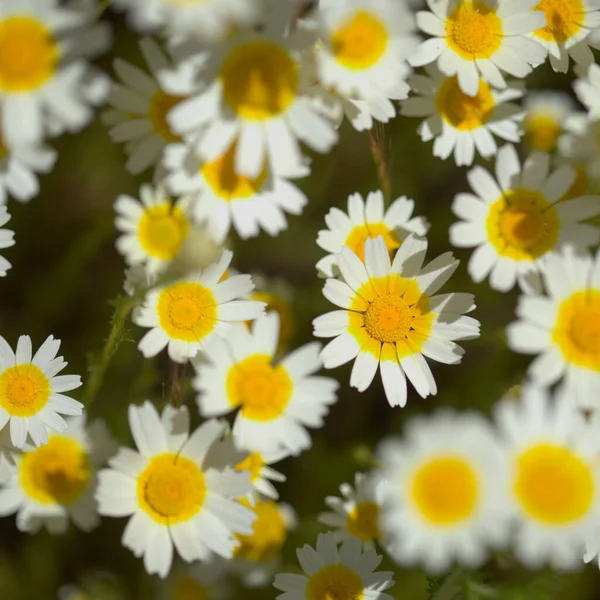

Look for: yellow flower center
[173,577,208,600]
[138,202,189,261]
[411,457,479,525]
[553,290,600,371]
[486,189,560,261]
[346,501,381,542]
[515,444,594,524]
[137,453,206,524]
[306,564,365,600]
[0,364,51,417]
[0,17,58,93]
[235,451,265,482]
[226,354,293,421]
[525,113,561,152]
[157,281,217,342]
[534,0,583,43]
[234,499,287,561]
[331,10,388,70]
[345,223,401,262]
[445,1,503,59]
[249,291,294,350]
[20,436,90,505]
[220,40,298,120]
[147,90,185,142]
[202,142,268,201]
[436,76,495,130]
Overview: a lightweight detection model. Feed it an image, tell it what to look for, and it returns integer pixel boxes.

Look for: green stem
[368,125,392,203]
[429,570,463,600]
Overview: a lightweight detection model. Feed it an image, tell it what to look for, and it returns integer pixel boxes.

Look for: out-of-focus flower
[523,90,576,152]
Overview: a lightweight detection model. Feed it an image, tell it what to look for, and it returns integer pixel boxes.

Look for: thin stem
[168,361,185,407]
[368,124,392,202]
[429,570,463,600]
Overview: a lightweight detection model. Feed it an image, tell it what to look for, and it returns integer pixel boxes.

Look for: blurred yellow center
[446,1,502,59]
[234,499,287,561]
[515,444,593,524]
[331,10,388,70]
[306,564,364,600]
[554,290,600,371]
[157,281,217,342]
[226,354,292,421]
[411,457,478,525]
[346,501,381,542]
[137,453,206,524]
[0,364,50,417]
[235,451,265,482]
[138,202,189,260]
[202,143,268,200]
[221,40,298,120]
[20,436,90,505]
[534,0,583,43]
[345,223,401,262]
[148,90,185,142]
[173,577,208,600]
[486,189,560,261]
[525,114,561,152]
[436,76,495,130]
[0,17,58,92]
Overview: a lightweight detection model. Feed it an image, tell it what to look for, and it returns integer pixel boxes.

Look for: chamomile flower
[316,191,429,278]
[274,532,395,600]
[103,38,187,176]
[0,335,82,449]
[318,472,385,549]
[523,90,576,152]
[409,0,546,97]
[96,402,256,579]
[377,410,511,572]
[313,235,480,408]
[234,447,289,501]
[133,249,265,363]
[195,312,338,455]
[0,414,115,534]
[494,385,600,568]
[558,112,600,184]
[0,206,14,276]
[449,144,600,293]
[115,184,192,276]
[529,0,600,73]
[0,0,110,145]
[401,66,523,166]
[507,246,600,404]
[574,63,600,120]
[164,140,308,243]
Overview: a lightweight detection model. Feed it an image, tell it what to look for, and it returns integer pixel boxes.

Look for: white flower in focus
[0,206,14,276]
[523,90,576,152]
[316,190,429,278]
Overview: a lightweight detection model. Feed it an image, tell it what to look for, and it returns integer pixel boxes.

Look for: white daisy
[164,139,308,243]
[195,311,338,455]
[0,414,115,534]
[133,249,265,363]
[96,402,256,579]
[234,447,289,501]
[573,63,600,120]
[523,90,576,152]
[316,190,429,278]
[409,0,546,97]
[494,385,600,568]
[0,205,14,276]
[0,334,82,449]
[318,472,386,549]
[507,245,600,405]
[313,235,480,408]
[0,0,110,144]
[558,112,600,188]
[274,532,395,600]
[376,410,512,572]
[401,65,523,167]
[449,143,600,293]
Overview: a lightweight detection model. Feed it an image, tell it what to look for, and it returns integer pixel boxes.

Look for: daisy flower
[574,63,600,120]
[409,0,546,97]
[0,335,82,449]
[507,245,600,404]
[523,90,576,152]
[234,447,289,501]
[316,190,429,278]
[318,472,386,549]
[449,144,600,293]
[494,385,600,568]
[96,402,256,579]
[115,184,193,276]
[529,0,600,73]
[103,38,188,176]
[166,24,338,179]
[376,410,512,572]
[313,235,480,408]
[274,532,395,600]
[195,312,338,455]
[164,140,308,243]
[0,206,14,276]
[0,414,115,534]
[558,112,600,187]
[0,0,110,145]
[401,65,523,167]
[133,249,265,363]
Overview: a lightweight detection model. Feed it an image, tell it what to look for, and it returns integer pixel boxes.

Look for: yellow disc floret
[0,364,51,417]
[533,0,583,43]
[436,76,495,130]
[446,1,503,59]
[346,501,381,542]
[525,113,561,152]
[306,564,365,600]
[235,451,265,482]
[138,202,189,261]
[234,499,287,561]
[148,90,185,142]
[345,223,401,262]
